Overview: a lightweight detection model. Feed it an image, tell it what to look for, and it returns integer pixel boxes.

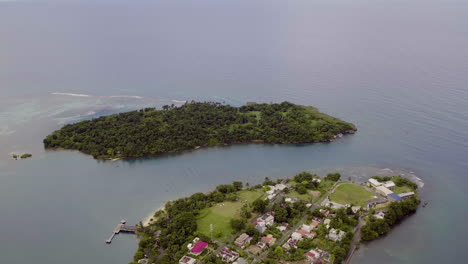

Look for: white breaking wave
[109,95,143,99]
[172,100,187,103]
[52,92,92,97]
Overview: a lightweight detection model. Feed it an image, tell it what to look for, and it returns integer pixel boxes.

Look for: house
[179,256,197,264]
[327,228,346,242]
[388,193,403,201]
[351,206,361,213]
[368,178,382,187]
[276,225,287,232]
[301,224,313,232]
[323,219,331,229]
[261,234,276,246]
[285,197,298,203]
[275,183,287,191]
[312,178,321,183]
[190,240,208,256]
[399,192,415,199]
[257,241,267,249]
[264,215,275,226]
[320,209,330,217]
[310,220,320,229]
[304,250,320,261]
[267,194,277,201]
[255,223,267,234]
[282,238,299,250]
[297,229,316,239]
[383,181,396,190]
[374,211,385,219]
[292,231,303,240]
[312,217,324,223]
[138,259,149,264]
[305,248,331,262]
[217,248,240,263]
[234,233,252,248]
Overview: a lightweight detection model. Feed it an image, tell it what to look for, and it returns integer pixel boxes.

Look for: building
[376,185,393,196]
[351,206,361,213]
[297,229,316,239]
[285,197,298,203]
[310,220,320,229]
[301,224,313,232]
[368,178,382,187]
[257,241,267,249]
[255,222,267,234]
[388,193,403,201]
[138,259,149,264]
[291,231,303,240]
[217,248,240,263]
[261,234,276,246]
[190,240,208,256]
[327,228,346,242]
[374,211,385,219]
[275,183,287,191]
[383,181,396,190]
[282,238,299,250]
[234,233,252,248]
[399,192,415,199]
[179,256,196,264]
[276,225,287,232]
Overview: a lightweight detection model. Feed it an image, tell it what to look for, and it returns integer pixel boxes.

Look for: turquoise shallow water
[1,0,468,263]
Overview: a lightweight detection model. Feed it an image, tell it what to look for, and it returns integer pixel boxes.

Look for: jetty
[106,220,137,244]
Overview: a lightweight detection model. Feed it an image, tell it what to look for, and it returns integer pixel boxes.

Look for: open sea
[1,0,468,263]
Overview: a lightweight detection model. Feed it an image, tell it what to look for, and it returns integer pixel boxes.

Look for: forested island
[129,173,420,264]
[43,102,356,159]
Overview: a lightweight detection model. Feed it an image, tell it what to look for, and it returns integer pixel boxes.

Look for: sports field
[329,183,374,206]
[196,189,263,242]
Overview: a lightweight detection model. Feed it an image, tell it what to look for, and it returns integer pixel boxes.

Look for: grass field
[393,185,414,194]
[196,189,263,242]
[330,183,375,206]
[288,191,313,201]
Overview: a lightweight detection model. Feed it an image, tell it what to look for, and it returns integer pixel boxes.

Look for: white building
[291,232,303,240]
[368,178,382,187]
[383,181,396,190]
[327,228,346,242]
[179,256,196,264]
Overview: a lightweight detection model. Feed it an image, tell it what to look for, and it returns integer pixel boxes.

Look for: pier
[106,220,136,244]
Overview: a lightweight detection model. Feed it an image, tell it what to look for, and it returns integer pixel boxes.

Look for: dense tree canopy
[43,101,356,159]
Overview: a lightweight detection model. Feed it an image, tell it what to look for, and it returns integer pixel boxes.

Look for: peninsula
[43,102,356,159]
[130,173,420,264]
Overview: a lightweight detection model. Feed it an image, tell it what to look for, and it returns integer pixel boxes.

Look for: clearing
[196,189,263,242]
[329,183,375,206]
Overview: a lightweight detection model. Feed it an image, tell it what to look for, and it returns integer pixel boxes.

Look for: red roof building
[191,241,208,255]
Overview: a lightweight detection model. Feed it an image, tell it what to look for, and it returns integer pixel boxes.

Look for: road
[251,182,340,264]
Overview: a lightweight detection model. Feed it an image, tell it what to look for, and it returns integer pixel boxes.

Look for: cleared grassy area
[288,191,312,201]
[196,190,263,242]
[330,183,374,206]
[393,185,414,194]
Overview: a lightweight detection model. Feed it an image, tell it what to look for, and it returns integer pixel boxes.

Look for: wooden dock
[106,220,136,244]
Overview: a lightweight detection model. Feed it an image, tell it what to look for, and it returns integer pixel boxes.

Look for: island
[130,172,420,264]
[12,153,32,160]
[43,102,356,159]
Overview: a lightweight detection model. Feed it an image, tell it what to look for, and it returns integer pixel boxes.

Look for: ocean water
[1,0,468,263]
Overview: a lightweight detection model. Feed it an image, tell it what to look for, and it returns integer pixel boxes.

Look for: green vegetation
[325,173,341,182]
[329,183,374,206]
[197,189,263,242]
[361,196,420,241]
[43,102,356,159]
[20,153,32,159]
[372,175,418,190]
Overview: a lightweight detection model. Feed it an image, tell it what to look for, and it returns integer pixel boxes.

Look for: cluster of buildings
[367,178,415,203]
[304,248,331,264]
[253,212,275,233]
[178,238,210,264]
[265,183,288,201]
[283,222,318,250]
[217,247,240,262]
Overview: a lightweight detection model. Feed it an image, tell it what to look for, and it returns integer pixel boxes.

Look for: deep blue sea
[1,0,467,263]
